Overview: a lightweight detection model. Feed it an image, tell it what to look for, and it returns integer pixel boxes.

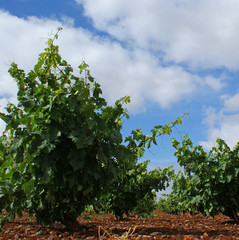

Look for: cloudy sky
[0,0,239,169]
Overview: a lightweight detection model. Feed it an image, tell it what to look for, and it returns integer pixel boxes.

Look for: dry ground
[0,210,239,239]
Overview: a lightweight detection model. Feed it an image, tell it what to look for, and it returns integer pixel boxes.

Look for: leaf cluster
[96,160,175,219]
[160,135,239,222]
[0,29,130,226]
[0,29,185,227]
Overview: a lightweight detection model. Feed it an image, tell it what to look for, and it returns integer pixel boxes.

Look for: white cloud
[60,16,75,27]
[203,76,226,92]
[201,93,239,150]
[77,0,239,70]
[0,9,226,134]
[0,9,217,112]
[221,93,239,112]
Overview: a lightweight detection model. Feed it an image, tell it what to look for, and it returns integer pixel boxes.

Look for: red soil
[0,211,239,239]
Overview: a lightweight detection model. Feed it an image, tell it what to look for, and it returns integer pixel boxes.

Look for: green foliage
[93,115,186,219]
[0,29,185,226]
[97,160,175,219]
[0,29,130,226]
[157,171,191,214]
[162,135,239,222]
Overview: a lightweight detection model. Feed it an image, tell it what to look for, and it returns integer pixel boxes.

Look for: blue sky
[0,0,239,170]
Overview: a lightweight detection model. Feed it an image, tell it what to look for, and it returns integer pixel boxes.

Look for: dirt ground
[0,210,239,239]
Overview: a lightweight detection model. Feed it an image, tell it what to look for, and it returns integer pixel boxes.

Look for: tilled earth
[0,211,239,239]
